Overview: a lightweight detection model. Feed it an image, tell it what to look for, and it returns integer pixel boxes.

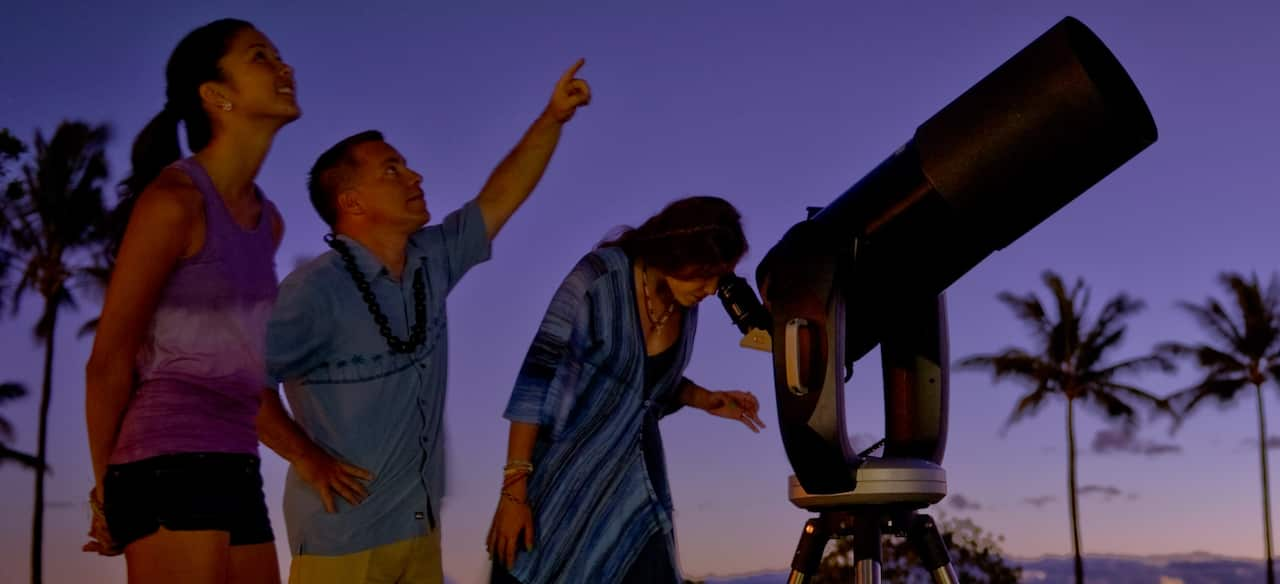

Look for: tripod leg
[907,513,960,584]
[787,516,831,584]
[852,515,882,584]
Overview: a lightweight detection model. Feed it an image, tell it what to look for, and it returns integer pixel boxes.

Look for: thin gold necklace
[640,265,675,333]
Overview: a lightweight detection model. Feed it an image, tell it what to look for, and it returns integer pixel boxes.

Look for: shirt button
[643,400,652,408]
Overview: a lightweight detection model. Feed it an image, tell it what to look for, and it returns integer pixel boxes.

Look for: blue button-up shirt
[264,201,490,556]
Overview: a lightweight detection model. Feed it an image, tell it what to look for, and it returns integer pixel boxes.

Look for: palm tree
[1158,271,1280,584]
[955,270,1173,584]
[0,382,41,470]
[0,121,114,584]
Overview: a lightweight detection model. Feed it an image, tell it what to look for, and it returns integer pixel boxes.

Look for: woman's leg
[227,454,281,583]
[124,527,229,584]
[229,542,282,584]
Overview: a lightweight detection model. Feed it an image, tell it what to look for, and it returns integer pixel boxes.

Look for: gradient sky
[3,1,1280,583]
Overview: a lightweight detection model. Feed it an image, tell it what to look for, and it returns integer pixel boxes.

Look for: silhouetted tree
[955,271,1172,584]
[0,121,114,584]
[1158,271,1280,584]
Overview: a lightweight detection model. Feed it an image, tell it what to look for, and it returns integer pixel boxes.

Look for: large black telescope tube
[757,16,1158,495]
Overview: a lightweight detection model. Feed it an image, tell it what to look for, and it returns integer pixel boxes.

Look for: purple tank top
[109,157,280,464]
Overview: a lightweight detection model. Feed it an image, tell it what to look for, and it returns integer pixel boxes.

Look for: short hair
[307,130,384,228]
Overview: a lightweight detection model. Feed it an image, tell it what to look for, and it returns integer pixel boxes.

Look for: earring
[220,102,233,112]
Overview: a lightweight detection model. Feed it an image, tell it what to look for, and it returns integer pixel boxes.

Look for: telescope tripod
[787,506,959,584]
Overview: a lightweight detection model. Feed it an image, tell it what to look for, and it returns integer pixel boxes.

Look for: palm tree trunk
[1067,397,1084,584]
[30,307,55,584]
[1257,382,1275,584]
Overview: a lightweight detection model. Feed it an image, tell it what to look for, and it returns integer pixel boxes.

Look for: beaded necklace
[640,264,675,333]
[325,234,427,353]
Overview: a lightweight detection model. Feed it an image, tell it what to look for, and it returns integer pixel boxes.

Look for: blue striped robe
[502,245,697,584]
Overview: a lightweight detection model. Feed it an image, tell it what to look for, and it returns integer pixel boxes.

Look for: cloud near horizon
[946,494,982,511]
[1022,495,1055,508]
[1244,435,1280,450]
[1091,427,1182,457]
[1079,484,1137,501]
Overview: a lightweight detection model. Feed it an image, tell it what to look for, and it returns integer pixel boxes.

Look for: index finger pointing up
[559,58,586,86]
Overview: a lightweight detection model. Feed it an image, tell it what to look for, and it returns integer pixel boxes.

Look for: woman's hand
[487,480,535,569]
[703,390,766,433]
[82,486,122,556]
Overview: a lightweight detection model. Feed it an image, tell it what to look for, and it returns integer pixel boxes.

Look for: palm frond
[1158,342,1246,375]
[1167,376,1250,418]
[956,350,1060,388]
[1077,327,1125,373]
[0,445,43,471]
[0,129,25,167]
[1078,293,1145,370]
[6,192,43,255]
[1098,382,1172,411]
[1001,384,1057,435]
[1092,354,1176,380]
[1224,273,1280,359]
[1176,299,1245,352]
[995,290,1053,346]
[0,382,26,401]
[1043,271,1084,364]
[1079,387,1140,427]
[0,382,27,443]
[8,263,35,316]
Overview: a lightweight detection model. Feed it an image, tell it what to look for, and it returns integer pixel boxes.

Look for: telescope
[716,16,1157,583]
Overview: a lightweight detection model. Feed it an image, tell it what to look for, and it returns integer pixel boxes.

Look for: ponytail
[108,107,183,257]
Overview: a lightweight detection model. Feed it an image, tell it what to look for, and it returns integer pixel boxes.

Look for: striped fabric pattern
[503,246,697,584]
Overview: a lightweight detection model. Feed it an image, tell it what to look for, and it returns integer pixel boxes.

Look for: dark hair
[111,18,255,255]
[597,195,748,278]
[307,130,385,228]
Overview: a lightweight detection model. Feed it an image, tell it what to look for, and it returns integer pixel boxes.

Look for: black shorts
[103,452,274,548]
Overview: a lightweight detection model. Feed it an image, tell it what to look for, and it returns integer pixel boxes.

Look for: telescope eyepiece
[717,273,770,334]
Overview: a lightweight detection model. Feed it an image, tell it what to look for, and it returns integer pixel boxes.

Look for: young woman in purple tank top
[83,18,298,583]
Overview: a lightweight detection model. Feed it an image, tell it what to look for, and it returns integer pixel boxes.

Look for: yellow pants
[287,529,442,584]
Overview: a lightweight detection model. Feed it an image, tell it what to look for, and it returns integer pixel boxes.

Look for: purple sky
[4,1,1280,582]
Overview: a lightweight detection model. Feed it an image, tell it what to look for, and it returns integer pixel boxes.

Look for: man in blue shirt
[256,59,591,584]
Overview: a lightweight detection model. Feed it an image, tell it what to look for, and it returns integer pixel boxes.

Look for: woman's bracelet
[503,469,531,488]
[504,460,533,473]
[501,489,528,506]
[88,488,105,520]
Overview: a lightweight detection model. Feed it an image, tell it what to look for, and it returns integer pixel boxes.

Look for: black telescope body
[753,16,1157,496]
